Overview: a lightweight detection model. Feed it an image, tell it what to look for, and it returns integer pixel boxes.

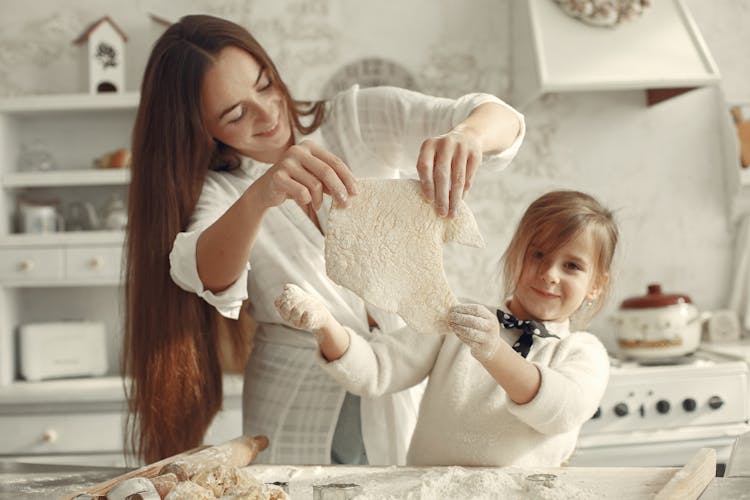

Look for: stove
[570,349,750,468]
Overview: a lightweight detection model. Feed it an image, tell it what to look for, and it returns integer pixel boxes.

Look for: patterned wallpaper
[2,0,749,348]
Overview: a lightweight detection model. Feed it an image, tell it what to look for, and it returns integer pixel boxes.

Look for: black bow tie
[496,310,560,358]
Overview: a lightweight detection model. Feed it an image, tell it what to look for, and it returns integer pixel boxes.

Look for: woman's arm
[195,180,268,292]
[417,102,522,218]
[196,141,359,292]
[454,101,522,154]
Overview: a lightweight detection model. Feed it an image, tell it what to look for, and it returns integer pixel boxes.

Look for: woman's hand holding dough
[416,129,481,218]
[255,140,358,211]
[449,303,501,363]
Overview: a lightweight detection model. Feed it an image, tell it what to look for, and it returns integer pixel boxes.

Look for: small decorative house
[73,16,128,94]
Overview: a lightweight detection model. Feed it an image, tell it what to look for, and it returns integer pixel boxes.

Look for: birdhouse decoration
[73,16,128,94]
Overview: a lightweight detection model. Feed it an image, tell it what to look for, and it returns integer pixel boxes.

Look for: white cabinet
[0,93,135,465]
[510,0,721,108]
[0,93,245,465]
[0,92,136,387]
[0,376,244,466]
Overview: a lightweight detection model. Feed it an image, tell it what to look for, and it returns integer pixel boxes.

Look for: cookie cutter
[312,482,363,499]
[525,473,558,488]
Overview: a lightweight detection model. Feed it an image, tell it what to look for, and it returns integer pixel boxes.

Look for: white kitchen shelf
[0,91,139,114]
[0,277,121,288]
[0,230,124,248]
[2,168,130,187]
[0,92,136,390]
[510,0,721,108]
[0,374,243,407]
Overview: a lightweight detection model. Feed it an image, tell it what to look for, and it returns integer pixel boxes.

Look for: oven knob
[614,403,629,417]
[708,396,724,410]
[682,398,697,412]
[656,400,670,414]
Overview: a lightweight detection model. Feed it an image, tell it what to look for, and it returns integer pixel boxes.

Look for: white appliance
[571,349,750,469]
[18,321,108,381]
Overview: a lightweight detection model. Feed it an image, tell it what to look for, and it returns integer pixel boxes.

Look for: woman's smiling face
[201,46,292,164]
[509,228,602,323]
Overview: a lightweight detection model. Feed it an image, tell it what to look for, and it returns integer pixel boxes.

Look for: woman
[124,14,524,465]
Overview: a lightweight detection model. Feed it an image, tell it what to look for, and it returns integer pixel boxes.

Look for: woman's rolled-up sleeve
[339,86,525,177]
[450,92,526,172]
[169,229,250,319]
[168,170,252,320]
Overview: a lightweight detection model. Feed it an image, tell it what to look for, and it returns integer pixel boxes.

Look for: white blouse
[169,85,525,464]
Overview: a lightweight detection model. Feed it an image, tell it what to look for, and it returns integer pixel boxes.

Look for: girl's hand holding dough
[274,283,334,341]
[449,303,502,362]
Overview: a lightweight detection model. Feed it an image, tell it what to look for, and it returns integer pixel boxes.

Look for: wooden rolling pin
[654,447,716,500]
[158,434,268,481]
[69,434,269,499]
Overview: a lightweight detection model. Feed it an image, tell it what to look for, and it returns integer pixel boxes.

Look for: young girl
[274,190,618,467]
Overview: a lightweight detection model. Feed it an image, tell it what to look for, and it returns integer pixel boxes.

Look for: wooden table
[243,449,715,499]
[4,444,717,499]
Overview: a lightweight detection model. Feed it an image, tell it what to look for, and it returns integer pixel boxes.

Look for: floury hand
[274,283,334,342]
[449,303,502,363]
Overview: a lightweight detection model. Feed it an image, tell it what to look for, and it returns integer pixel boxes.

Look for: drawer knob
[18,259,35,272]
[89,256,104,269]
[42,429,58,443]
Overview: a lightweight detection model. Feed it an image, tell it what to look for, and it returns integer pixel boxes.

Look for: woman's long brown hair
[124,14,325,463]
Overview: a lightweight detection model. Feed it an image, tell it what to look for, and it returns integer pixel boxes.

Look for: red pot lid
[620,284,693,309]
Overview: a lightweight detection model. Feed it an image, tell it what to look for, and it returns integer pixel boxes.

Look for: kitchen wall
[1,0,748,350]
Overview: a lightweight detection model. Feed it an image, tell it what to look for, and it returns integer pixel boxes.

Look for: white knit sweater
[318,312,610,467]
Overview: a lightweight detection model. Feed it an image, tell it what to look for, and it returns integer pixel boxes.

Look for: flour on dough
[164,479,214,499]
[167,466,288,499]
[325,178,484,335]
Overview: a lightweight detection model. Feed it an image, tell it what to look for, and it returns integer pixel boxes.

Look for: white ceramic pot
[17,200,64,234]
[611,284,710,361]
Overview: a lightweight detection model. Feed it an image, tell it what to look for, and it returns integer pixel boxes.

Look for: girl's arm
[480,341,542,405]
[274,284,441,396]
[450,303,610,434]
[449,303,540,404]
[274,283,350,361]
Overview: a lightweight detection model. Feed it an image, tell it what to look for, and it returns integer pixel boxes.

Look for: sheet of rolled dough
[325,178,485,335]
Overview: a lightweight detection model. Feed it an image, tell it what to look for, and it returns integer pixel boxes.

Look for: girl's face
[509,228,603,323]
[201,46,293,164]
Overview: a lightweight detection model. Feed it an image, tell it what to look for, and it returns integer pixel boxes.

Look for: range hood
[510,0,721,108]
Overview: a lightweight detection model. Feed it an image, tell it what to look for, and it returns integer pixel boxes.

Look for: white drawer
[66,245,123,281]
[0,412,124,454]
[0,248,64,282]
[1,453,130,467]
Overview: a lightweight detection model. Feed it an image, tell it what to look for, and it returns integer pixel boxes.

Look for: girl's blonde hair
[501,190,618,327]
